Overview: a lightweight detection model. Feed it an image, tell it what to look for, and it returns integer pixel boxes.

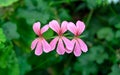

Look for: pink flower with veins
[67,20,88,57]
[31,22,51,56]
[49,20,73,55]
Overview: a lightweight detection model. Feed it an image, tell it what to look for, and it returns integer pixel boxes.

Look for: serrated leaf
[0,0,18,7]
[97,27,114,41]
[2,22,20,40]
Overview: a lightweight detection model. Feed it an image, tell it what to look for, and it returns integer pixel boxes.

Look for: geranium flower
[67,20,88,56]
[49,20,73,55]
[31,22,51,56]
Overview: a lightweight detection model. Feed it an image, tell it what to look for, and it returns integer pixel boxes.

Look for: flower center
[58,29,63,36]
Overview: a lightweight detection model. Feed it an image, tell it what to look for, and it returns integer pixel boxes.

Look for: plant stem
[86,9,94,26]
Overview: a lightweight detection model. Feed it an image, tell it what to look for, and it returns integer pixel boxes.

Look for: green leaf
[59,8,71,21]
[85,0,108,9]
[8,51,20,75]
[2,22,20,40]
[0,0,18,7]
[115,23,120,29]
[43,29,54,40]
[17,9,50,25]
[115,30,120,38]
[0,28,6,43]
[89,45,108,64]
[74,54,98,75]
[109,64,120,75]
[86,0,98,9]
[0,42,20,75]
[97,27,114,41]
[18,56,31,75]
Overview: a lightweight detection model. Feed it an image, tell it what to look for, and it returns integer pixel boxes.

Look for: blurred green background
[0,0,120,75]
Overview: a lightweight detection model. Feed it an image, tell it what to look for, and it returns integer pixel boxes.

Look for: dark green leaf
[2,22,20,40]
[97,27,114,41]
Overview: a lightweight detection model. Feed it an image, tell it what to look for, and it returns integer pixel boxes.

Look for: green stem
[86,9,94,26]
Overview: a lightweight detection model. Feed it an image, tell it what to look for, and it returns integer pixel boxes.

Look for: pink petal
[49,20,60,34]
[35,42,43,56]
[33,22,41,35]
[62,36,74,50]
[50,37,59,50]
[57,39,65,55]
[78,38,88,52]
[65,39,76,53]
[71,39,76,44]
[31,38,39,50]
[65,48,73,54]
[42,39,51,53]
[67,22,77,35]
[41,25,49,34]
[73,41,82,57]
[61,21,68,33]
[76,20,85,35]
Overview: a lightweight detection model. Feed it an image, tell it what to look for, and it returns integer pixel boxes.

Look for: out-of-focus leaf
[97,27,114,41]
[43,29,54,40]
[0,43,19,75]
[59,8,71,21]
[17,9,50,25]
[86,0,98,9]
[115,30,120,38]
[2,22,20,40]
[8,51,19,75]
[28,52,62,69]
[115,23,120,29]
[24,0,35,10]
[18,56,31,75]
[85,0,105,9]
[109,16,120,26]
[36,0,48,11]
[74,54,98,75]
[109,64,120,75]
[0,28,6,43]
[89,45,108,64]
[0,0,18,7]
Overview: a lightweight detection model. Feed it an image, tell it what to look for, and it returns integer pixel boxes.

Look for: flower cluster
[31,20,88,57]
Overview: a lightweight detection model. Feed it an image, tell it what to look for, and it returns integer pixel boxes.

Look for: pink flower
[67,20,88,57]
[49,20,73,55]
[31,22,51,56]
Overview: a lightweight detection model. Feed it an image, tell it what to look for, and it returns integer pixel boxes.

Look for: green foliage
[109,64,120,75]
[0,42,19,75]
[2,22,20,40]
[115,30,120,38]
[97,27,114,41]
[115,23,120,29]
[0,28,6,43]
[0,0,120,75]
[0,0,18,7]
[17,9,50,25]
